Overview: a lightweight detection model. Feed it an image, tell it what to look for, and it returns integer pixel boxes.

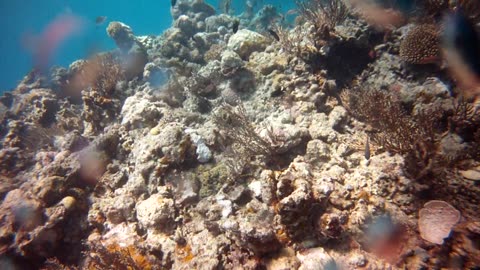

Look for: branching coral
[275,0,349,66]
[275,24,321,65]
[85,53,125,96]
[400,24,441,64]
[340,88,442,178]
[66,53,125,100]
[214,104,273,160]
[276,0,354,70]
[213,104,278,178]
[67,53,126,134]
[296,0,348,35]
[449,97,480,137]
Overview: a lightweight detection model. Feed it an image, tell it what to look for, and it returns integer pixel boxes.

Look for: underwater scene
[1,0,480,269]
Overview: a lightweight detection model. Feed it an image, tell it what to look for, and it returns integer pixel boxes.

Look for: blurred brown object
[348,0,406,30]
[443,48,480,98]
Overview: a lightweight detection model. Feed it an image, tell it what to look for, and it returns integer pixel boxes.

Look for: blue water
[0,0,295,92]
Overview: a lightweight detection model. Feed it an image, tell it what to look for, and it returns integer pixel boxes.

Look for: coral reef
[399,24,440,64]
[0,0,479,269]
[106,22,148,79]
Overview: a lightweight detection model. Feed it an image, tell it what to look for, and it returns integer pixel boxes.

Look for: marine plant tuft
[340,88,441,178]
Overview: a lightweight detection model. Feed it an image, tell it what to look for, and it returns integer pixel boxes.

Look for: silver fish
[365,136,370,160]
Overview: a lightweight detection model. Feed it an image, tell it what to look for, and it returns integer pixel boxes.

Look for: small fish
[285,9,297,16]
[442,9,480,94]
[95,16,107,25]
[365,136,370,160]
[267,28,280,41]
[232,19,239,34]
[171,0,177,8]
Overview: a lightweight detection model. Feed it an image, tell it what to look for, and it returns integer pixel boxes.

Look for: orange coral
[175,243,194,263]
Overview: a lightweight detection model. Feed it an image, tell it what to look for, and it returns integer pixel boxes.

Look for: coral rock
[221,50,244,74]
[418,200,461,244]
[227,29,269,60]
[120,92,164,130]
[136,193,176,233]
[297,247,338,270]
[107,22,137,52]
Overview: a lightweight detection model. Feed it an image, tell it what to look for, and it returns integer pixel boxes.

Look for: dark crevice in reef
[324,29,383,88]
[267,135,311,170]
[324,42,373,87]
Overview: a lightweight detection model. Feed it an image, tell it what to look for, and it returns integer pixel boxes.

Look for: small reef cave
[324,41,376,88]
[266,134,312,171]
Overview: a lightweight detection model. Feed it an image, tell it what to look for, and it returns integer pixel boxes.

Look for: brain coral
[400,24,440,64]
